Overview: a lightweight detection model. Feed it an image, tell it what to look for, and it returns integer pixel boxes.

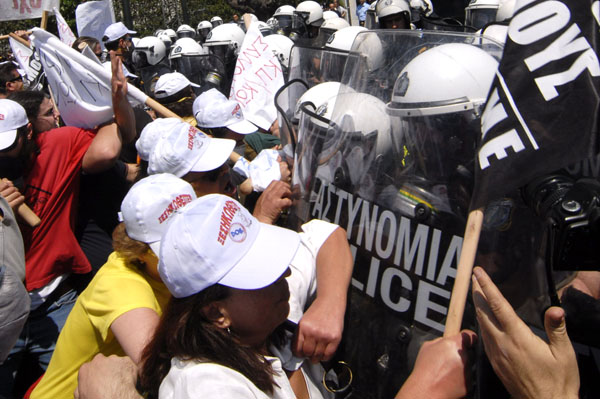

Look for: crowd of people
[0,0,593,398]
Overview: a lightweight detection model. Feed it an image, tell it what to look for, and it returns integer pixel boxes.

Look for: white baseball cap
[159,194,300,298]
[0,99,28,151]
[103,22,137,43]
[148,120,235,177]
[154,72,199,99]
[120,174,197,255]
[193,88,257,134]
[136,118,181,161]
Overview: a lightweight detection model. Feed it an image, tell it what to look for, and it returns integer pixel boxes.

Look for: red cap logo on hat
[217,200,240,245]
[231,104,242,119]
[0,114,4,121]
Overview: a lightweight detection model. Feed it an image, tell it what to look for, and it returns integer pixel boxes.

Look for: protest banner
[0,0,59,21]
[54,7,76,47]
[8,34,44,91]
[229,22,285,130]
[76,0,115,48]
[445,0,600,336]
[31,28,148,129]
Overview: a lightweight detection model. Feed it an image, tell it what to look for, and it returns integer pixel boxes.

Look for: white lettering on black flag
[471,0,600,209]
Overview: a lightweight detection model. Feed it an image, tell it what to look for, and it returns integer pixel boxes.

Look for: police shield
[287,29,558,398]
[288,45,350,89]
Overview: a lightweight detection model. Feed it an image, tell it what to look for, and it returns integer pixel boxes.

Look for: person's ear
[202,302,231,329]
[26,123,33,140]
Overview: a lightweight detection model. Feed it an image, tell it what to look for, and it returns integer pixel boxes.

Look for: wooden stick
[18,203,41,227]
[40,10,49,30]
[443,207,484,337]
[0,31,32,41]
[8,33,30,48]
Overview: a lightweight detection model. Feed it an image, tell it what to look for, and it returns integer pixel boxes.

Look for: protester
[72,36,104,61]
[0,180,29,364]
[102,22,136,73]
[8,90,60,134]
[193,88,257,146]
[30,174,195,399]
[0,53,136,397]
[136,194,350,398]
[0,62,24,99]
[153,72,199,126]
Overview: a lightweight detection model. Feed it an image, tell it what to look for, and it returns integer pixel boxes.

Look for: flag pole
[40,10,49,30]
[443,207,484,337]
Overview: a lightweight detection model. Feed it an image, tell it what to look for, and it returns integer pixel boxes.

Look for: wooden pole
[443,208,484,337]
[8,33,30,48]
[40,10,49,30]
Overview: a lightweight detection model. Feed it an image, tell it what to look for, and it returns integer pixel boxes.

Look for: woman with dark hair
[138,194,338,399]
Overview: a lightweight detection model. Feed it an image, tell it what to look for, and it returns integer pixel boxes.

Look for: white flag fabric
[229,23,285,130]
[75,0,115,48]
[8,37,44,91]
[54,7,76,47]
[31,28,147,129]
[0,0,59,22]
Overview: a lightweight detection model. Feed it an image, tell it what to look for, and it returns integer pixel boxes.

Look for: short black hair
[0,62,19,95]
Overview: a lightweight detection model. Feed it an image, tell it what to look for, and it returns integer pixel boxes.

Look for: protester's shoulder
[37,126,95,146]
[163,359,269,398]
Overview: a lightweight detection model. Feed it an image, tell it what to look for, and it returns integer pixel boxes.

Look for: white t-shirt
[159,220,339,399]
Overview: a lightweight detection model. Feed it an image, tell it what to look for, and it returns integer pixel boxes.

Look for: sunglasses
[9,75,23,82]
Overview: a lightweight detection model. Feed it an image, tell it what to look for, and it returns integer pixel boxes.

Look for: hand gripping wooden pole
[443,208,484,337]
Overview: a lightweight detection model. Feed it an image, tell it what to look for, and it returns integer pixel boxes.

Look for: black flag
[471,0,600,209]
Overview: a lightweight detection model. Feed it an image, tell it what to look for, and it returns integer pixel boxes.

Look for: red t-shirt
[21,126,95,291]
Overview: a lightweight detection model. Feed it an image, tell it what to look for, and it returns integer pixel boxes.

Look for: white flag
[31,28,147,129]
[75,0,115,48]
[229,23,285,130]
[54,7,76,47]
[8,37,44,91]
[0,0,59,22]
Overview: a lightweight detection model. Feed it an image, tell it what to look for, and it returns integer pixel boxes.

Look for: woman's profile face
[223,268,291,349]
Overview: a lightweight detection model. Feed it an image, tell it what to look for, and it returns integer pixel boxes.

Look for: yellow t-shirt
[31,252,171,399]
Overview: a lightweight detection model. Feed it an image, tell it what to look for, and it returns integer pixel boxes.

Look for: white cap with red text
[120,173,197,255]
[159,194,300,298]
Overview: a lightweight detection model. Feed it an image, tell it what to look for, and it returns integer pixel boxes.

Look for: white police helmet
[204,23,246,59]
[169,37,207,60]
[295,1,324,27]
[176,24,196,39]
[210,16,224,28]
[132,36,167,68]
[387,43,498,117]
[263,34,294,69]
[465,0,500,29]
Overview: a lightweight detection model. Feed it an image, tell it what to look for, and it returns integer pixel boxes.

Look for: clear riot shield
[287,45,350,89]
[288,30,555,399]
[171,54,226,88]
[275,79,310,167]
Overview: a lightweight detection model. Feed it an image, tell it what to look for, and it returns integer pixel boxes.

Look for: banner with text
[31,28,147,129]
[54,7,76,47]
[1,0,59,21]
[229,23,285,130]
[472,0,600,209]
[9,37,44,91]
